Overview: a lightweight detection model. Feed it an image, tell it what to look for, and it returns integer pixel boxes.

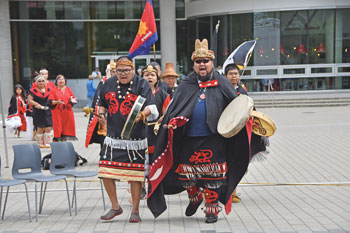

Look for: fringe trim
[204,204,221,216]
[176,162,227,176]
[251,150,269,162]
[54,136,78,142]
[104,136,148,150]
[262,136,270,147]
[179,180,226,189]
[189,190,203,204]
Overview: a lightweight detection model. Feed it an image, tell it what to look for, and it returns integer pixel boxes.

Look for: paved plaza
[0,105,349,233]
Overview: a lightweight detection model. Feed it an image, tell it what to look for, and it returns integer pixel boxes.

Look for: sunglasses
[116,69,131,75]
[195,59,211,64]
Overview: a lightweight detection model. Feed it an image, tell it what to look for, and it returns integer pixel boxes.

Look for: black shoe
[185,198,203,216]
[205,213,218,223]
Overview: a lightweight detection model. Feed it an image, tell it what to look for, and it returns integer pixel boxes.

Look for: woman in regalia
[141,64,171,159]
[7,84,27,137]
[28,75,63,148]
[51,75,78,142]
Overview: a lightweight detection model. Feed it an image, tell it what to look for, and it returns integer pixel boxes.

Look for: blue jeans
[87,96,93,107]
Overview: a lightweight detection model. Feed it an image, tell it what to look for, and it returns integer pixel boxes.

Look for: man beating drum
[147,39,251,223]
[223,63,276,203]
[97,56,158,223]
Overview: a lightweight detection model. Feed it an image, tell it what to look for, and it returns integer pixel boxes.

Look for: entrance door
[91,54,161,76]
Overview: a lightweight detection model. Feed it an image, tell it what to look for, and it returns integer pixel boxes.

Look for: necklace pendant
[200,93,206,100]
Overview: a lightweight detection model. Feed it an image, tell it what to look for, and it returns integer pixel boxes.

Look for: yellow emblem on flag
[137,21,148,36]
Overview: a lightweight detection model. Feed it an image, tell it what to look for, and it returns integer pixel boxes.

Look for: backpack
[41,152,88,170]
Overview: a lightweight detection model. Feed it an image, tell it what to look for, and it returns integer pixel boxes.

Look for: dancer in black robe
[147,39,251,223]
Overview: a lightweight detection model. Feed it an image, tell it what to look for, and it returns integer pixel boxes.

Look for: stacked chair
[12,144,72,221]
[8,142,104,222]
[49,142,105,215]
[0,157,31,221]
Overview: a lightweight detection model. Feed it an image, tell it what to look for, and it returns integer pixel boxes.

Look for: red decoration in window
[280,45,285,55]
[258,45,265,56]
[296,43,306,54]
[316,43,326,53]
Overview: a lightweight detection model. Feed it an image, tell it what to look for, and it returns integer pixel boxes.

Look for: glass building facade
[9,1,350,92]
[188,9,350,92]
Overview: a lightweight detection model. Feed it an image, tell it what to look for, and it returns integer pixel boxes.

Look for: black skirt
[175,134,228,188]
[32,108,52,128]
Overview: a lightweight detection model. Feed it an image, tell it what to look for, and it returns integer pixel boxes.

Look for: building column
[0,0,13,113]
[159,0,177,71]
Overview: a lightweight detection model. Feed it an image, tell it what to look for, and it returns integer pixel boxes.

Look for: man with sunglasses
[97,56,158,223]
[147,39,251,224]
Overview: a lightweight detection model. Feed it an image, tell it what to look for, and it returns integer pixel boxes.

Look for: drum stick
[83,107,102,118]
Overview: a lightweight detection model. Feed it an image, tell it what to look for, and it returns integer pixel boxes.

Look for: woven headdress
[191,39,215,61]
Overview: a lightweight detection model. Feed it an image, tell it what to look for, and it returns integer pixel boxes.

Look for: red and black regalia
[7,94,27,132]
[85,76,109,149]
[32,80,56,90]
[146,86,171,157]
[98,75,157,182]
[29,86,54,128]
[158,80,173,96]
[51,86,77,141]
[147,71,251,218]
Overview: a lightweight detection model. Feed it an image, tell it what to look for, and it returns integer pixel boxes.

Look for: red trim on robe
[246,117,253,161]
[147,116,189,198]
[148,145,155,154]
[161,94,171,114]
[85,116,98,148]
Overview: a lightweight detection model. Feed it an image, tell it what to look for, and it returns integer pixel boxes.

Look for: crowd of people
[84,38,268,224]
[7,68,78,148]
[8,38,268,224]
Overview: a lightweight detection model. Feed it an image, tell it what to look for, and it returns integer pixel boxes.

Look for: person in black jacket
[147,39,251,224]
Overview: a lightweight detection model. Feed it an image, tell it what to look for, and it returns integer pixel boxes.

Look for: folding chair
[0,157,31,221]
[12,144,72,221]
[50,142,105,215]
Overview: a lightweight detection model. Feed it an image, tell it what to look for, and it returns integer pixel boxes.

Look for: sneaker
[205,213,218,223]
[129,213,141,223]
[185,198,203,216]
[232,194,241,203]
[100,207,123,221]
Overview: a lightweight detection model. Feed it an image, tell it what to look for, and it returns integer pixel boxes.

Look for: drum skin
[251,111,276,136]
[121,96,146,139]
[217,95,254,138]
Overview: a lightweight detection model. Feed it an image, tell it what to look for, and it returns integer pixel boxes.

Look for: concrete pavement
[0,105,349,233]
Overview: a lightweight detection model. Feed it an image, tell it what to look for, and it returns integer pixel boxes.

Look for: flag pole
[241,53,252,76]
[0,80,10,168]
[153,44,156,61]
